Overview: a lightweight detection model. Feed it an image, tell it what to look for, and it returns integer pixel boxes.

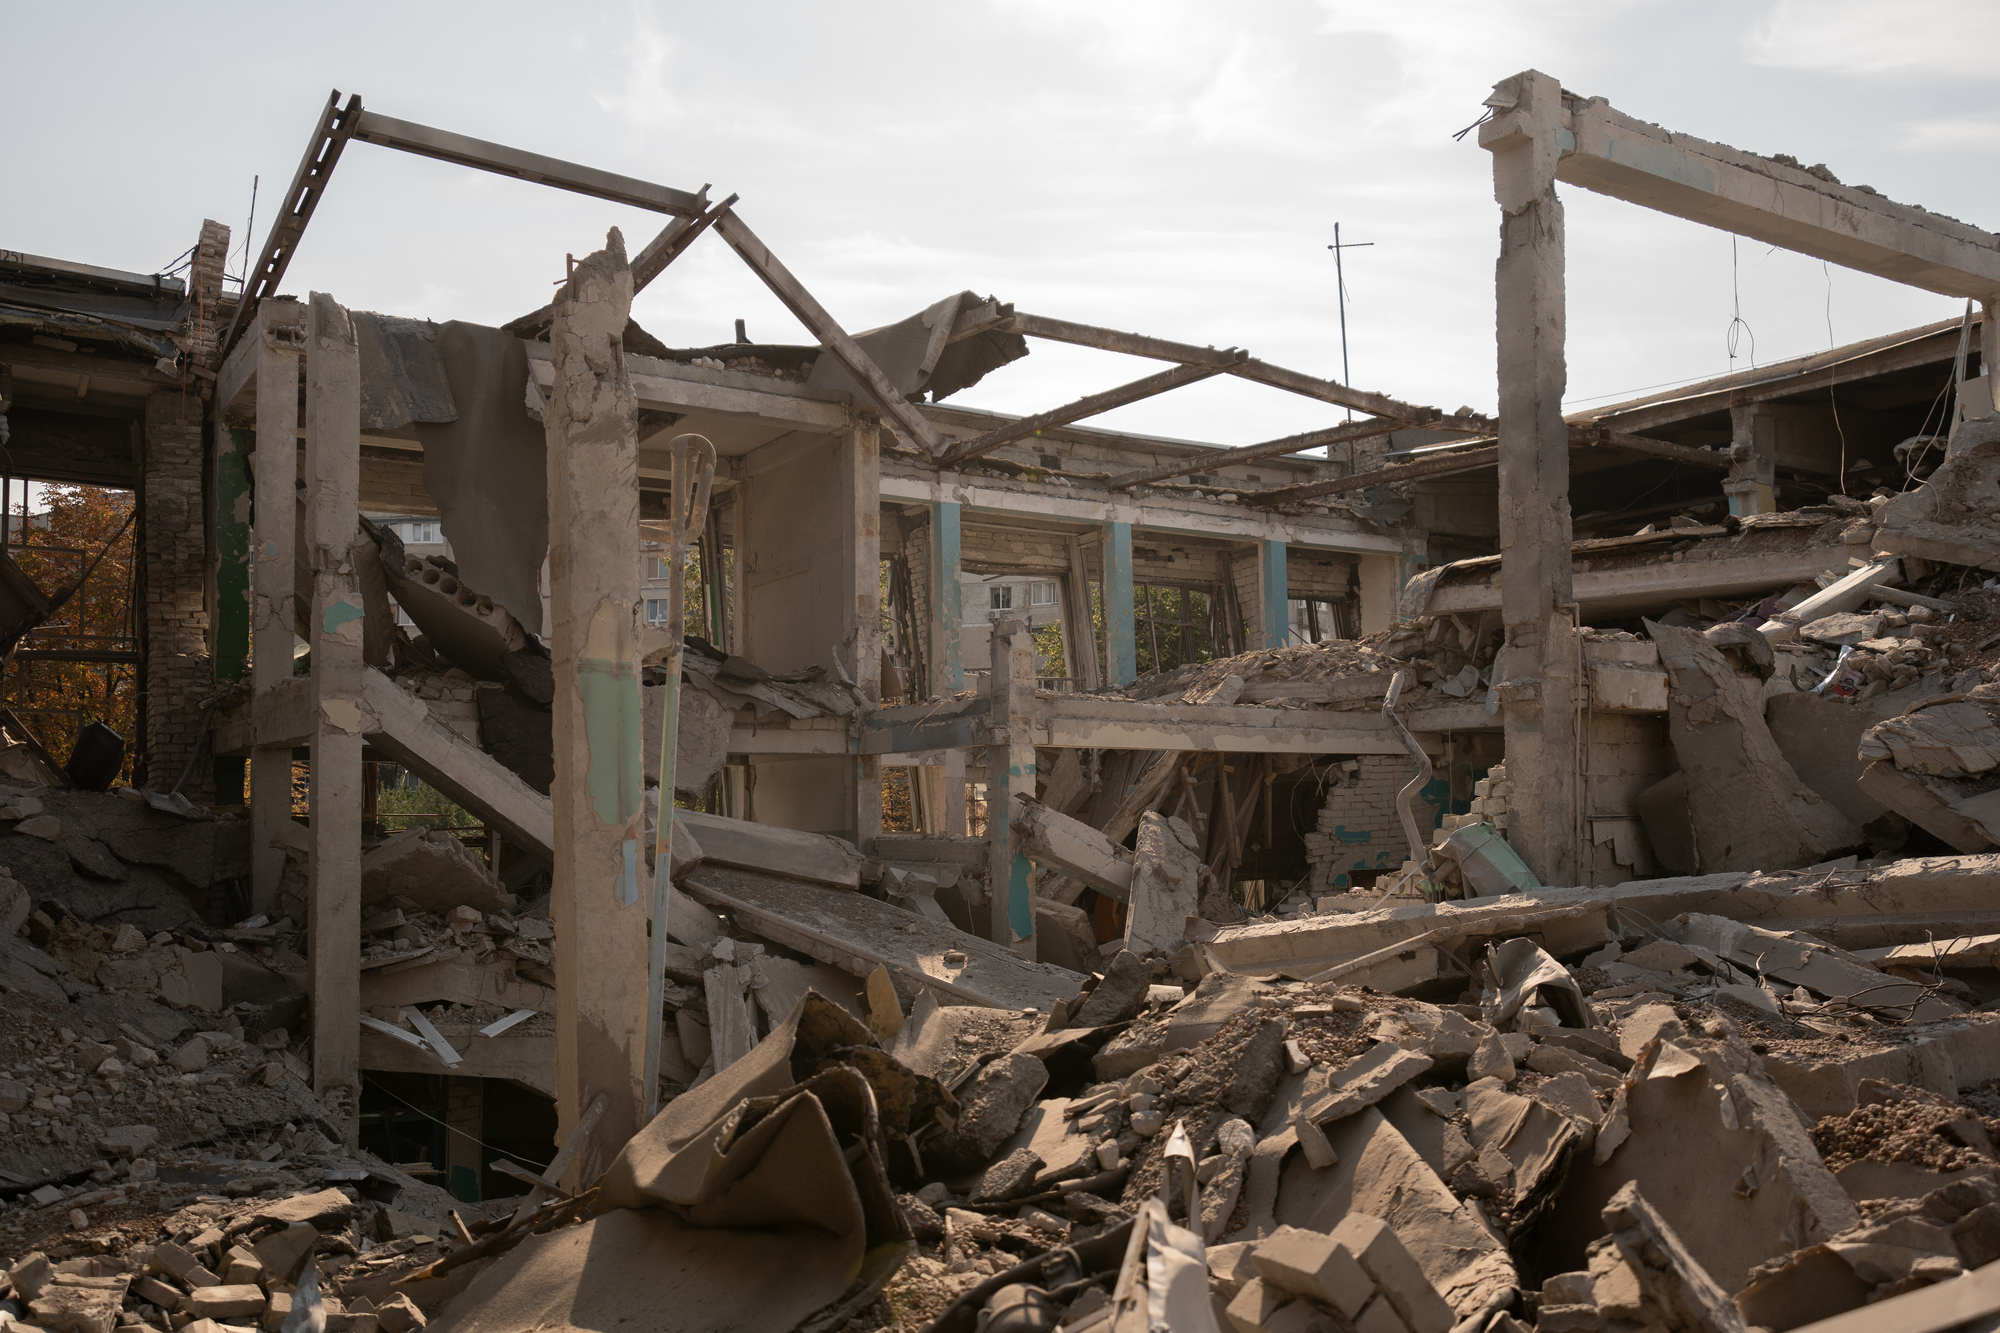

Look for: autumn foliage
[3,485,137,773]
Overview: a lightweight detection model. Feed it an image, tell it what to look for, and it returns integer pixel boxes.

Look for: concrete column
[843,424,882,847]
[304,292,364,1141]
[250,304,304,910]
[445,1076,484,1202]
[1258,539,1290,648]
[544,231,648,1182]
[141,391,213,798]
[212,424,252,681]
[931,500,963,693]
[1355,551,1404,634]
[1725,404,1778,516]
[1481,69,1580,887]
[985,617,1037,957]
[1102,521,1136,686]
[944,747,968,837]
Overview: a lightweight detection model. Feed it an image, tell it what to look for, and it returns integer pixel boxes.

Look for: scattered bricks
[1264,1301,1345,1333]
[148,1244,216,1289]
[1353,1294,1410,1333]
[1250,1225,1375,1318]
[0,1078,27,1112]
[98,1124,158,1157]
[1224,1277,1287,1333]
[1327,1214,1455,1333]
[30,1185,62,1207]
[132,1277,182,1309]
[1467,1032,1515,1084]
[263,1294,291,1332]
[971,1148,1043,1203]
[1526,1044,1622,1091]
[219,1248,262,1286]
[31,1275,130,1333]
[186,1288,266,1320]
[16,815,61,840]
[12,1252,53,1300]
[189,1227,225,1254]
[169,1037,210,1073]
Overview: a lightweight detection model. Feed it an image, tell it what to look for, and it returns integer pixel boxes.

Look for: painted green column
[1104,520,1136,685]
[212,425,252,681]
[933,500,963,692]
[1260,539,1290,648]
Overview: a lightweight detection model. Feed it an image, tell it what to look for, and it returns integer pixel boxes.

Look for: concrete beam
[304,292,364,1142]
[1425,545,1840,620]
[1543,88,2000,300]
[543,230,649,1183]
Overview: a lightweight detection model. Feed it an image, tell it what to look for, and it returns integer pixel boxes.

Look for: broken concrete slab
[361,829,507,915]
[1293,1043,1435,1168]
[1648,620,1860,871]
[1070,949,1153,1029]
[1876,427,2000,573]
[1125,811,1202,955]
[674,810,864,889]
[1009,797,1133,901]
[1270,1107,1517,1319]
[679,865,1082,1011]
[1600,1181,1747,1333]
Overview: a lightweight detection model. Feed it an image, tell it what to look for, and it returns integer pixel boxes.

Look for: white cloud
[1903,117,2000,151]
[1745,0,2000,79]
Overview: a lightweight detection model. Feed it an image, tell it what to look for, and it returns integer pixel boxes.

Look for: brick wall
[1303,754,1446,891]
[143,391,213,799]
[359,452,439,515]
[184,220,230,371]
[1585,712,1670,884]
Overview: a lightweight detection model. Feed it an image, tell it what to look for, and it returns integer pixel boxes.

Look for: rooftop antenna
[1326,224,1374,421]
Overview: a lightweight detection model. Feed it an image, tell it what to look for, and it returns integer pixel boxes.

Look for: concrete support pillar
[1725,404,1779,516]
[1258,539,1290,648]
[445,1076,484,1202]
[985,618,1038,958]
[944,747,968,837]
[1102,521,1136,686]
[843,424,882,847]
[1482,69,1580,887]
[544,231,648,1182]
[212,425,252,682]
[303,292,363,1141]
[931,500,963,694]
[250,304,304,911]
[141,391,214,798]
[1984,299,1998,381]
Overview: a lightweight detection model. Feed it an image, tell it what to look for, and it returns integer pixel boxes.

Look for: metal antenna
[1326,223,1374,422]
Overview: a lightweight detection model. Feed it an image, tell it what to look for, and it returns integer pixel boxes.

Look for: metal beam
[938,360,1234,466]
[711,209,945,454]
[350,111,707,216]
[1105,416,1416,489]
[504,193,737,339]
[219,91,363,361]
[1249,445,1502,505]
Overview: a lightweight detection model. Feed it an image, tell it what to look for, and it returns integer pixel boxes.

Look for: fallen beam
[1009,798,1133,901]
[678,865,1083,1011]
[938,361,1234,466]
[711,209,944,454]
[673,809,866,889]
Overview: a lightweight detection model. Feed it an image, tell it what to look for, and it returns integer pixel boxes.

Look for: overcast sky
[6,1,1998,449]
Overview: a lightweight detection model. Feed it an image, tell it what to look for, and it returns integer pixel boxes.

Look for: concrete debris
[1125,812,1202,955]
[360,830,509,916]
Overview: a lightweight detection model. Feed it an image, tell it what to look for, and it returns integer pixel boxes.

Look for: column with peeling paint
[304,292,364,1142]
[985,617,1038,958]
[1481,70,1580,886]
[248,301,305,910]
[544,232,648,1179]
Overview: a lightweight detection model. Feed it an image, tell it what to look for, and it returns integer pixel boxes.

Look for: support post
[944,748,968,837]
[250,303,304,912]
[1103,521,1136,686]
[212,425,252,681]
[1258,539,1289,648]
[844,422,882,845]
[1481,69,1580,887]
[1726,405,1778,516]
[932,500,963,693]
[545,231,648,1180]
[304,292,363,1142]
[985,618,1037,959]
[1063,535,1102,690]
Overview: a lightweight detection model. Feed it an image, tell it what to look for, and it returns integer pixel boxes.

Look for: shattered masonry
[2,65,2000,1333]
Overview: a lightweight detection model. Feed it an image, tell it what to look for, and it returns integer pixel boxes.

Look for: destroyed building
[0,68,1999,1333]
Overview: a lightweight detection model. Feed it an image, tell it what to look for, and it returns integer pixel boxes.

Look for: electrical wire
[360,1072,555,1173]
[1725,236,1756,373]
[1824,261,1849,495]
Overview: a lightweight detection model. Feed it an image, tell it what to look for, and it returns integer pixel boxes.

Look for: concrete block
[1251,1225,1375,1317]
[1223,1277,1286,1333]
[185,1287,264,1319]
[1327,1214,1455,1333]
